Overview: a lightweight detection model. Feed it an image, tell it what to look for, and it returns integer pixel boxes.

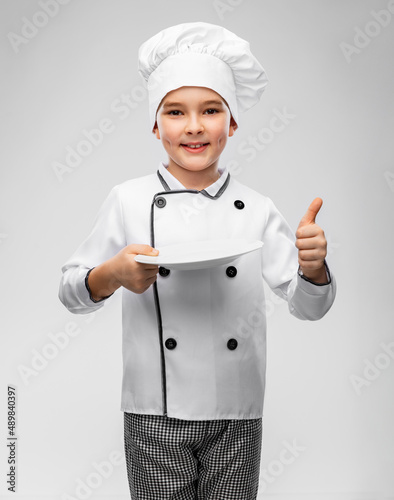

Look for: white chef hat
[138,22,268,131]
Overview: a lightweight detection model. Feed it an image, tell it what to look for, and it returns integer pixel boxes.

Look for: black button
[165,338,177,350]
[234,200,245,210]
[159,267,171,277]
[227,338,238,350]
[226,266,237,278]
[155,197,166,208]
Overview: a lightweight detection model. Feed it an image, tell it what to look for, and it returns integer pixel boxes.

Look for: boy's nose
[185,115,204,135]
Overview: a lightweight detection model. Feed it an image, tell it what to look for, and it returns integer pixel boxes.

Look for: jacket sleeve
[58,185,127,314]
[261,197,336,321]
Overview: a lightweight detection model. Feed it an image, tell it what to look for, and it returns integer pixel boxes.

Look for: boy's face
[154,86,237,177]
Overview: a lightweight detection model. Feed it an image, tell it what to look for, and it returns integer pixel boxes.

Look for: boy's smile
[154,86,237,190]
[181,142,209,153]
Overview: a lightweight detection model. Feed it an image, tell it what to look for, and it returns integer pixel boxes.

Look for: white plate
[134,239,263,270]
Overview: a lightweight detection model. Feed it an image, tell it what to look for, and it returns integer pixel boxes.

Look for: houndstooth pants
[124,412,262,500]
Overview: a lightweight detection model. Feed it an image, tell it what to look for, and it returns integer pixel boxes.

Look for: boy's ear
[153,122,160,139]
[228,116,238,137]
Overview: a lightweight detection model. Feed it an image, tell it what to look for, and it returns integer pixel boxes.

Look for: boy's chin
[170,159,219,172]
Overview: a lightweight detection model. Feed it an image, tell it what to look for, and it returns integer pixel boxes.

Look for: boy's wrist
[108,254,124,289]
[298,262,330,285]
[87,259,122,302]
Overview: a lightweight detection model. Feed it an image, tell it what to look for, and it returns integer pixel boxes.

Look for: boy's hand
[295,198,328,284]
[111,244,160,294]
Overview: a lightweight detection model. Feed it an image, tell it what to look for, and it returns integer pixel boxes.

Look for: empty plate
[134,239,263,270]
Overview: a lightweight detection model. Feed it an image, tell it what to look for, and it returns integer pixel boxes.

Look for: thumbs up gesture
[295,198,328,284]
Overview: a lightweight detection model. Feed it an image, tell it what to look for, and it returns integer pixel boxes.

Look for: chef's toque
[138,22,268,131]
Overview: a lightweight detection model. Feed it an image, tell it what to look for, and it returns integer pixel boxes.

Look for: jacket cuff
[85,268,114,303]
[298,260,331,287]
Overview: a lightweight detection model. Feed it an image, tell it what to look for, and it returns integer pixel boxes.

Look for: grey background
[1,0,393,498]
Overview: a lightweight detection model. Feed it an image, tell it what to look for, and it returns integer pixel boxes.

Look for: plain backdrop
[1,1,394,499]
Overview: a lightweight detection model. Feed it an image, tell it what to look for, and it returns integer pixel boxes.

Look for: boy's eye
[168,110,182,116]
[205,108,219,115]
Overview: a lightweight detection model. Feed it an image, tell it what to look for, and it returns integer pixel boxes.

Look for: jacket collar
[157,162,230,199]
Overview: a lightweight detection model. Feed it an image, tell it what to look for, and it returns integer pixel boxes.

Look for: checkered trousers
[124,412,262,500]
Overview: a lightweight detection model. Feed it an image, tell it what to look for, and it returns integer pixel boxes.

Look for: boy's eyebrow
[162,101,184,109]
[162,99,225,109]
[202,100,225,107]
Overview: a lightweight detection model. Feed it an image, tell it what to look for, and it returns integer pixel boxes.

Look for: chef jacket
[59,162,336,420]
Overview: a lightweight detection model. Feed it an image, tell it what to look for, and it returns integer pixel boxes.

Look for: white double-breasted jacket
[59,162,336,420]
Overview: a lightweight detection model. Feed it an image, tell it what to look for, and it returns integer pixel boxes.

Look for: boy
[59,22,336,500]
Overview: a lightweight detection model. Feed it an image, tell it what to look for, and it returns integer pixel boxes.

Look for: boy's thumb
[127,244,159,255]
[298,197,323,227]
